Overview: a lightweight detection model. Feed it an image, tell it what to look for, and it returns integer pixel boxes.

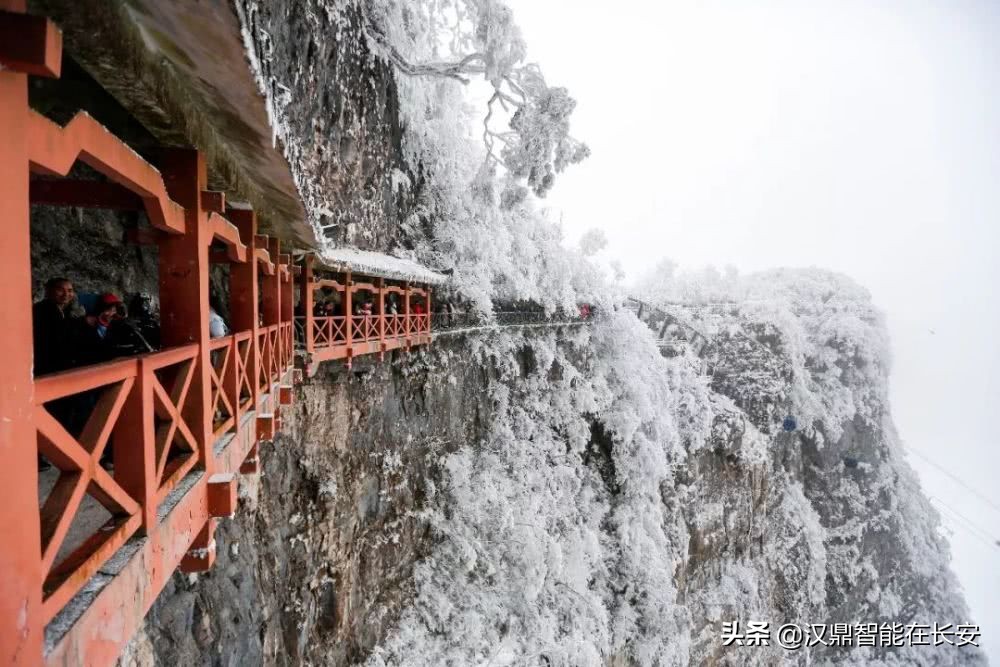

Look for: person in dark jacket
[33,278,79,470]
[33,277,78,375]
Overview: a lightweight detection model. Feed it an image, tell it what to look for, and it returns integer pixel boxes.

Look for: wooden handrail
[34,357,137,404]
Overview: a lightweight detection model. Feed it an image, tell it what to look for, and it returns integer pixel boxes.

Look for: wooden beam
[30,178,144,210]
[200,190,225,214]
[27,111,186,234]
[255,247,275,275]
[350,281,378,294]
[207,212,247,262]
[312,278,344,292]
[0,10,62,77]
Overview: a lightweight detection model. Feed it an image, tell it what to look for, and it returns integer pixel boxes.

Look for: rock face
[122,333,505,665]
[235,0,416,250]
[125,297,983,667]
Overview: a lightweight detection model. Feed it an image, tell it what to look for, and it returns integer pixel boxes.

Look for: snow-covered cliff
[361,270,983,666]
[121,2,983,665]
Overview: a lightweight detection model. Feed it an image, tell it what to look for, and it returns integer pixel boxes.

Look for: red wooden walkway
[0,6,436,665]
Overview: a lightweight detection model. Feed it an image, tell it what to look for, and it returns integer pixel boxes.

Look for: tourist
[33,277,78,375]
[209,307,229,338]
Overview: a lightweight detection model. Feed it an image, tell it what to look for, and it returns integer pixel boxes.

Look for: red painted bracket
[179,524,217,573]
[256,413,277,441]
[0,10,62,78]
[279,384,293,406]
[207,473,238,518]
[239,444,259,474]
[200,190,225,213]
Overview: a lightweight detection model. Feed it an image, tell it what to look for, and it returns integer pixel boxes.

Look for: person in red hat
[75,292,128,366]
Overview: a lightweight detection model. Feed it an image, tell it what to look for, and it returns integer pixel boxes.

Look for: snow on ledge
[317,247,447,285]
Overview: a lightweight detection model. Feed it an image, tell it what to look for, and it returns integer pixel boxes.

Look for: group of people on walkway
[33,277,153,377]
[307,292,426,318]
[33,277,158,470]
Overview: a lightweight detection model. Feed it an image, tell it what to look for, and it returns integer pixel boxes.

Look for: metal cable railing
[431,309,587,332]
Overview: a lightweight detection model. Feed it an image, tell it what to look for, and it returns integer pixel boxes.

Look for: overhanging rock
[29,0,316,248]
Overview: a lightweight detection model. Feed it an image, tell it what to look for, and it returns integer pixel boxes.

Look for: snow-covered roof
[316,247,448,285]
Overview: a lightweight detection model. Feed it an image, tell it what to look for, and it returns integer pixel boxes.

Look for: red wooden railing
[257,324,280,394]
[313,315,347,345]
[208,333,254,442]
[293,312,434,355]
[34,345,202,624]
[280,320,294,369]
[384,313,404,338]
[2,8,435,665]
[35,359,142,625]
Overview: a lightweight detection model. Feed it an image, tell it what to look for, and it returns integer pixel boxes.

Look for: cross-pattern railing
[351,314,378,341]
[3,10,429,663]
[257,324,281,394]
[33,345,201,624]
[208,333,254,442]
[294,312,438,353]
[35,359,141,625]
[279,321,294,369]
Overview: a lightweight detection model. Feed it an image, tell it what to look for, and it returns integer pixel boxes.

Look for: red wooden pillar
[280,255,293,369]
[229,210,260,407]
[403,282,412,349]
[0,5,58,661]
[262,238,280,326]
[228,209,260,414]
[115,366,156,533]
[158,149,213,471]
[302,254,315,354]
[344,270,353,366]
[426,286,433,338]
[158,148,216,571]
[260,237,280,390]
[377,278,386,361]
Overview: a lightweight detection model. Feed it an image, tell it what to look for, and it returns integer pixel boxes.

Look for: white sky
[506,0,1000,659]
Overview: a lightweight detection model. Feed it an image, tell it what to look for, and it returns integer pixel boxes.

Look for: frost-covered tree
[579,228,608,256]
[364,0,589,196]
[610,259,625,284]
